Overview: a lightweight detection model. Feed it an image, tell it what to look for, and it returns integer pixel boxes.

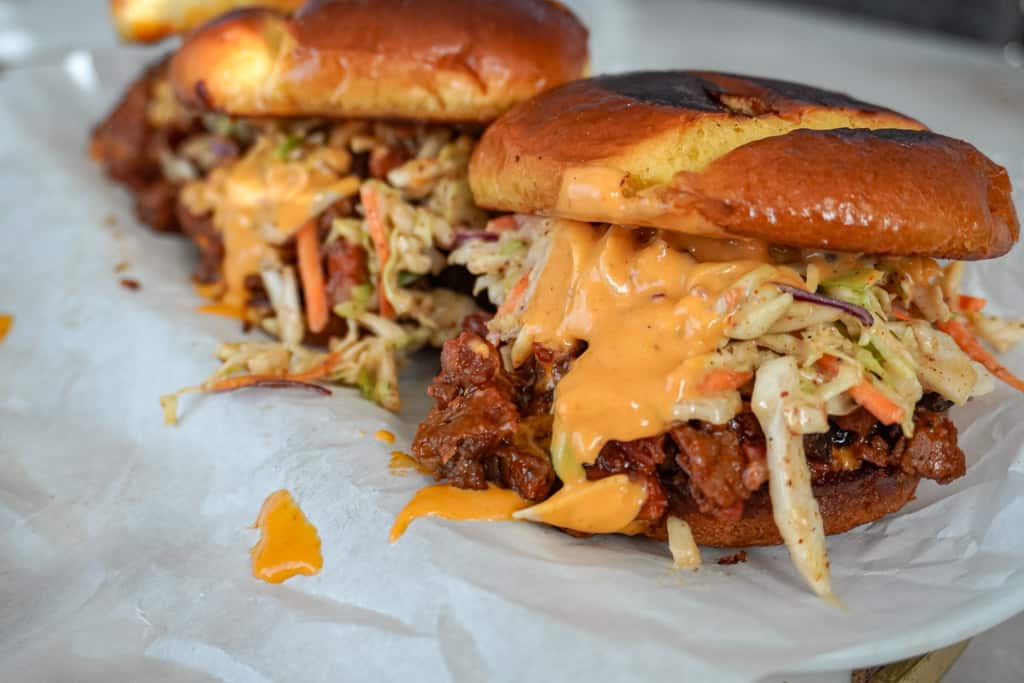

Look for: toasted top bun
[470,71,1018,259]
[169,0,589,123]
[110,0,304,43]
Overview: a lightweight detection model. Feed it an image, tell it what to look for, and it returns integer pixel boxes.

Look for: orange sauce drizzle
[509,220,798,533]
[374,429,396,444]
[181,135,360,308]
[251,490,323,584]
[193,281,224,301]
[389,451,431,476]
[196,303,248,320]
[513,474,647,534]
[389,484,530,542]
[0,314,11,344]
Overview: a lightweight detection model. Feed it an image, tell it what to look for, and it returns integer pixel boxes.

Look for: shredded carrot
[817,355,904,425]
[496,273,530,318]
[486,215,519,233]
[201,349,345,394]
[847,381,904,425]
[698,369,753,394]
[296,220,328,333]
[889,306,913,321]
[360,184,394,319]
[936,318,1024,392]
[956,295,987,313]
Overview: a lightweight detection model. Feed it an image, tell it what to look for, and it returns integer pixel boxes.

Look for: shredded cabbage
[667,517,702,570]
[752,357,835,601]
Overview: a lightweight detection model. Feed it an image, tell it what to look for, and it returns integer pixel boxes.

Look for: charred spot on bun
[407,71,1023,599]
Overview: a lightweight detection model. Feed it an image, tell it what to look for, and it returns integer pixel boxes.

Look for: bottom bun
[647,467,920,548]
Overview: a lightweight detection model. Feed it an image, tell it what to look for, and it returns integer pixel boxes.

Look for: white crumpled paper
[3,29,1024,683]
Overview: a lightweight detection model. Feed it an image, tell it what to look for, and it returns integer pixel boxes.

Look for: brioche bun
[110,0,303,43]
[170,0,589,123]
[470,71,1018,259]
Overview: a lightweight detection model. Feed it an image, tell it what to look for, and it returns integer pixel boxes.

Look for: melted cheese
[250,490,323,584]
[0,314,11,344]
[389,484,530,542]
[182,135,361,308]
[518,222,794,467]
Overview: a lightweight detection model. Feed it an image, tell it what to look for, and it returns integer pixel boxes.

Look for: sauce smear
[389,451,431,476]
[196,303,248,320]
[251,490,323,584]
[374,429,396,444]
[0,314,11,344]
[390,484,530,542]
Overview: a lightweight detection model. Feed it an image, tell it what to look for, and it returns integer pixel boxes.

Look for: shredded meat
[900,411,965,484]
[177,204,223,284]
[91,60,163,191]
[91,57,242,234]
[91,58,186,232]
[460,312,493,339]
[717,550,748,565]
[411,333,969,524]
[412,332,555,501]
[324,239,370,306]
[369,145,412,180]
[669,418,768,522]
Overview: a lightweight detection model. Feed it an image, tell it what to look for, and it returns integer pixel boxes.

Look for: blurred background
[772,0,1023,44]
[0,1,1022,67]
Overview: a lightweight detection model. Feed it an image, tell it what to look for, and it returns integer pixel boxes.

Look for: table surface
[1,1,1022,680]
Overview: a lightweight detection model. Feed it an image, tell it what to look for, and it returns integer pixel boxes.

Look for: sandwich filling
[412,217,1024,597]
[95,61,489,418]
[91,58,250,232]
[163,118,483,416]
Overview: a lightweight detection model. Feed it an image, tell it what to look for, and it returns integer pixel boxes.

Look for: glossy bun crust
[471,71,1018,259]
[170,0,589,123]
[647,468,921,548]
[110,0,304,43]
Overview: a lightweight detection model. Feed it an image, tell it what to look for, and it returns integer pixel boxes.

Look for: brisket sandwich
[409,71,1024,598]
[145,0,588,418]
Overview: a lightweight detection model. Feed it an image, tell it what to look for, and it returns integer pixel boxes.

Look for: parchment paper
[2,10,1024,683]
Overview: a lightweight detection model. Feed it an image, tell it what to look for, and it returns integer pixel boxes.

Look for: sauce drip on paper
[390,484,530,542]
[0,315,12,344]
[374,429,396,444]
[196,303,248,320]
[389,451,431,476]
[251,490,323,583]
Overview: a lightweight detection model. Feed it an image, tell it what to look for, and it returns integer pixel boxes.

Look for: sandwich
[140,0,588,418]
[92,0,305,233]
[407,71,1024,599]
